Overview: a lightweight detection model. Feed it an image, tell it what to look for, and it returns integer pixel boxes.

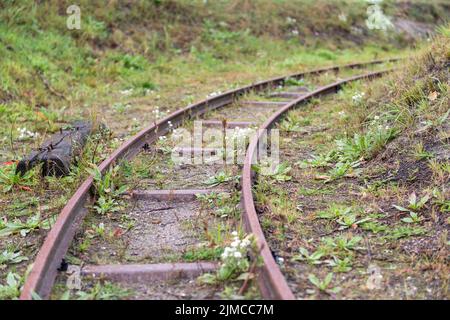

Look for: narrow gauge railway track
[21,58,398,300]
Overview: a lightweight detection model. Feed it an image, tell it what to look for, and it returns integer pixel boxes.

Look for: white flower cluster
[225,127,254,141]
[120,88,133,96]
[152,107,170,119]
[207,91,222,98]
[286,17,297,25]
[366,0,383,5]
[152,106,162,118]
[130,118,141,131]
[221,231,251,260]
[171,128,184,140]
[377,124,391,131]
[143,88,153,96]
[365,2,394,31]
[352,91,365,104]
[370,115,391,131]
[17,127,39,140]
[338,13,347,22]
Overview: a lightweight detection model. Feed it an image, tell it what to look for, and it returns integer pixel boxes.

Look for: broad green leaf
[324,273,333,287]
[6,272,18,287]
[308,274,320,288]
[393,205,410,212]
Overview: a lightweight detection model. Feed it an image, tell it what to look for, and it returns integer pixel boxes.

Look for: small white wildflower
[207,91,222,98]
[120,89,133,96]
[352,92,365,104]
[17,127,38,140]
[338,13,347,22]
[240,239,251,248]
[225,246,235,254]
[231,240,240,248]
[286,17,297,24]
[231,231,238,236]
[172,129,184,140]
[366,3,394,31]
[233,252,242,259]
[292,29,299,36]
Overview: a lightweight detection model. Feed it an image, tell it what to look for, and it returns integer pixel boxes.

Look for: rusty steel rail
[20,59,397,300]
[241,69,391,300]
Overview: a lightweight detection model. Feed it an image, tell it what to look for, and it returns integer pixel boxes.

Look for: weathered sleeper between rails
[20,59,398,300]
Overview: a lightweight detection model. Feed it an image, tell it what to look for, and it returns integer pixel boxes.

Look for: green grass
[62,282,133,300]
[385,226,427,240]
[0,164,36,193]
[183,247,223,262]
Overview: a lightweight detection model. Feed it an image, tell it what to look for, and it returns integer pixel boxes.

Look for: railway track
[20,58,398,300]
